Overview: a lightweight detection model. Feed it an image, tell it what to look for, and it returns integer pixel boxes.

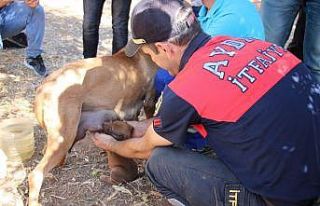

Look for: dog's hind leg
[28,93,83,206]
[28,135,70,206]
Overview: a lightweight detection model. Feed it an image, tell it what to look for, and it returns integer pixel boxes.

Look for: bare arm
[127,118,154,138]
[24,0,39,8]
[92,119,173,159]
[0,0,13,8]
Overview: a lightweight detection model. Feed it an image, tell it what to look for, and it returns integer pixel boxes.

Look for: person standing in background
[261,0,320,82]
[82,0,131,58]
[0,0,47,76]
[0,25,2,49]
[198,0,265,40]
[287,8,306,60]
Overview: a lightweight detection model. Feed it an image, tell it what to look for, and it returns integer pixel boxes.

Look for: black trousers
[82,0,131,58]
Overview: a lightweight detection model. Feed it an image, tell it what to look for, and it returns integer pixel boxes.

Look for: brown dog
[28,50,158,205]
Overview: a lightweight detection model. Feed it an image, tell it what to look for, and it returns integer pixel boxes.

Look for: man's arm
[0,0,39,9]
[0,0,13,8]
[24,0,39,8]
[92,86,199,159]
[92,121,173,160]
[127,118,154,138]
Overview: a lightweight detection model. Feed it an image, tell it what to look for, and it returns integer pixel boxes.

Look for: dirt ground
[1,1,320,206]
[0,0,167,205]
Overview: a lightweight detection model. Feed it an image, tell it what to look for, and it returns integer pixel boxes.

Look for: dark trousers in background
[287,6,306,60]
[82,0,131,58]
[261,0,320,82]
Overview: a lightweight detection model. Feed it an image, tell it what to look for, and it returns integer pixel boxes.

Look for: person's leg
[261,0,301,47]
[25,5,45,58]
[287,8,306,60]
[0,34,2,49]
[263,197,317,206]
[0,2,44,57]
[1,2,30,39]
[146,147,266,206]
[303,0,320,82]
[3,32,28,49]
[1,11,5,49]
[82,0,105,58]
[111,0,131,54]
[1,2,47,76]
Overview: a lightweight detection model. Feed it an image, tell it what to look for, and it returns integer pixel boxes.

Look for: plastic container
[0,118,34,163]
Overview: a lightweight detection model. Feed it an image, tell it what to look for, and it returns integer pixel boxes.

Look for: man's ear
[155,42,174,56]
[154,42,167,53]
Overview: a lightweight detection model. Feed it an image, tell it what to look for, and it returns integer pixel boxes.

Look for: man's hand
[0,0,13,8]
[91,122,172,160]
[91,132,117,151]
[24,0,39,8]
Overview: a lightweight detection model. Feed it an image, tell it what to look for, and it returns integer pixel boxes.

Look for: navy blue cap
[125,0,195,57]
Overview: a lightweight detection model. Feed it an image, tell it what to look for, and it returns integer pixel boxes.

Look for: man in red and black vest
[92,0,320,205]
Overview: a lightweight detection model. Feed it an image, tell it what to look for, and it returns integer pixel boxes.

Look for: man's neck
[177,44,188,65]
[178,32,199,58]
[169,44,188,76]
[178,32,211,70]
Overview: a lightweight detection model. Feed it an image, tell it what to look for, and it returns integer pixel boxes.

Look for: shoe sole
[24,61,47,77]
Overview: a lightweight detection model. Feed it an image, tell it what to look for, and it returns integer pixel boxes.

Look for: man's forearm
[107,136,152,160]
[128,118,154,138]
[108,118,154,159]
[92,119,172,160]
[0,0,12,8]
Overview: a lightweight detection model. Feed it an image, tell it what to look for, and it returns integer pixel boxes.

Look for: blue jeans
[0,30,2,49]
[146,147,267,206]
[0,2,45,57]
[146,147,317,206]
[82,0,131,58]
[261,0,320,82]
